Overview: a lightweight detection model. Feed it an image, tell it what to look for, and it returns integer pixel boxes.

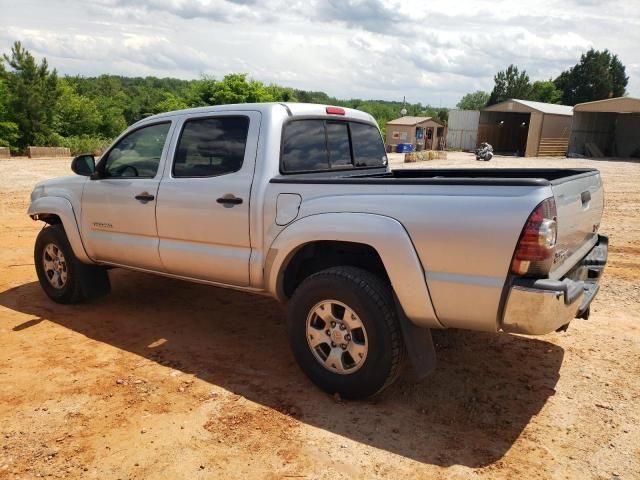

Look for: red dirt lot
[0,153,639,479]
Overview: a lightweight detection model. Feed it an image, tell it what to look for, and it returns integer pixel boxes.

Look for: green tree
[0,120,19,148]
[355,102,395,134]
[152,92,189,114]
[188,74,274,106]
[187,76,216,107]
[1,41,59,148]
[293,89,333,104]
[554,49,628,105]
[435,108,448,124]
[265,84,298,102]
[530,80,562,104]
[96,100,128,138]
[487,65,532,105]
[53,78,101,137]
[456,91,490,110]
[0,65,19,148]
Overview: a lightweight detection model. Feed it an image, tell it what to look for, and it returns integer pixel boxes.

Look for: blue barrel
[396,143,413,153]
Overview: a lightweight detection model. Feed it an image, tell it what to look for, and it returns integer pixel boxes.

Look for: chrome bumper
[501,235,608,335]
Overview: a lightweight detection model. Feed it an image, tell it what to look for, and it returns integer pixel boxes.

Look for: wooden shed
[479,99,573,157]
[568,97,640,158]
[385,116,446,151]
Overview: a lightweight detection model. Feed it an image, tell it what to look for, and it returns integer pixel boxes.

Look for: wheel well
[282,241,389,298]
[33,214,62,225]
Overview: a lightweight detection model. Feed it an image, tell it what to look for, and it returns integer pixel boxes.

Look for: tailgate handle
[581,191,591,207]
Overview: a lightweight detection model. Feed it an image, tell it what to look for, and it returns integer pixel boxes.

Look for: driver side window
[103,122,171,178]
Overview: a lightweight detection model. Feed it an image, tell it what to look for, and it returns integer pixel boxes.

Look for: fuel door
[275,193,302,226]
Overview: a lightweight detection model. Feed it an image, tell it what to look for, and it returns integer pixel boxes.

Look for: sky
[1,0,638,107]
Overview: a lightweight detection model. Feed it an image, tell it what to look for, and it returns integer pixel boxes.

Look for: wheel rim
[42,243,68,289]
[306,300,369,375]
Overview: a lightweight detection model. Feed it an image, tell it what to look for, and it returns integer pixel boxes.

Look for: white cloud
[0,0,637,106]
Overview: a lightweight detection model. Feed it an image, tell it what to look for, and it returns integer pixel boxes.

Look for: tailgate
[549,171,604,279]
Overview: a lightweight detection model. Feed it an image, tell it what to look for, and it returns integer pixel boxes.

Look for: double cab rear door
[80,110,261,287]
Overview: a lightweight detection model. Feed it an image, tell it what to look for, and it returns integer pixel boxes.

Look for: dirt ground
[0,153,638,479]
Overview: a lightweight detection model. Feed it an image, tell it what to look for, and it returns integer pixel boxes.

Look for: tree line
[0,41,447,154]
[456,49,629,110]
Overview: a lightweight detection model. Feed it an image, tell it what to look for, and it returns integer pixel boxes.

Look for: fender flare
[265,212,442,329]
[28,196,93,264]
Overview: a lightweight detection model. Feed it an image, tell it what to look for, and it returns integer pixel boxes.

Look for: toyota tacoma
[28,103,608,398]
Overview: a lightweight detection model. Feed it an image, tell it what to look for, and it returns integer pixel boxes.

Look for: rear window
[326,122,352,168]
[350,122,388,167]
[281,119,386,173]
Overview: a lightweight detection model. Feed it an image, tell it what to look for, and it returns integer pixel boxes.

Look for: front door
[155,111,260,287]
[426,128,434,149]
[80,122,173,271]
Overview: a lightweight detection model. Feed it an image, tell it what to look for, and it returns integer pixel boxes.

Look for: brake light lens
[511,198,558,276]
[326,106,345,115]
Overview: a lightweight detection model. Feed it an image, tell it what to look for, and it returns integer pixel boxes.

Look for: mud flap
[395,297,437,380]
[77,262,111,300]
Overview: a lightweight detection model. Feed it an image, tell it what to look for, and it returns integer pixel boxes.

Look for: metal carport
[569,97,640,158]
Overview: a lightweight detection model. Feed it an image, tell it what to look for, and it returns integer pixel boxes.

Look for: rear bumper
[501,235,608,335]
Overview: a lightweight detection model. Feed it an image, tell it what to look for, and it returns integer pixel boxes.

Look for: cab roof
[137,103,376,125]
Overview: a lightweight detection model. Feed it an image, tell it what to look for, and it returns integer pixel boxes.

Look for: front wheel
[34,224,110,304]
[287,266,404,399]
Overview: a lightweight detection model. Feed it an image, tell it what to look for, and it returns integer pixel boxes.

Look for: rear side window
[281,119,386,173]
[173,116,249,178]
[281,120,328,172]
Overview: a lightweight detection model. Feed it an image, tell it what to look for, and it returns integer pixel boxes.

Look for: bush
[0,121,19,149]
[52,134,112,156]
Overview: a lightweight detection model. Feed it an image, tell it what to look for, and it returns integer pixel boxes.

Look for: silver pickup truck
[28,103,608,398]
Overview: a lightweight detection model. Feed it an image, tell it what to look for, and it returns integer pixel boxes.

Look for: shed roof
[483,99,573,116]
[386,116,443,126]
[573,97,640,113]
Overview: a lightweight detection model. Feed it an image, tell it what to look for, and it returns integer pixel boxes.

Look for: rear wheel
[34,225,110,304]
[287,266,404,399]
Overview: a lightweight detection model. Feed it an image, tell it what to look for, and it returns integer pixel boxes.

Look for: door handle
[216,195,243,206]
[135,192,155,203]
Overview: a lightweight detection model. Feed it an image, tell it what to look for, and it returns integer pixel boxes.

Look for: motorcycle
[475,142,493,161]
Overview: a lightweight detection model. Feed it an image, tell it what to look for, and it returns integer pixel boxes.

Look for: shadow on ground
[0,269,564,468]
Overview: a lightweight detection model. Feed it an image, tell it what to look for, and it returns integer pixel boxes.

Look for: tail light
[511,198,558,276]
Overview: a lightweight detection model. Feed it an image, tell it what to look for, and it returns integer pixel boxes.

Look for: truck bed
[269,166,604,331]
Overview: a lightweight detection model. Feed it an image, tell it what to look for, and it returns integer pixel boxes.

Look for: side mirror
[71,154,95,176]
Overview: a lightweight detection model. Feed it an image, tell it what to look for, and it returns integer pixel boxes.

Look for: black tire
[287,266,404,399]
[34,224,110,304]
